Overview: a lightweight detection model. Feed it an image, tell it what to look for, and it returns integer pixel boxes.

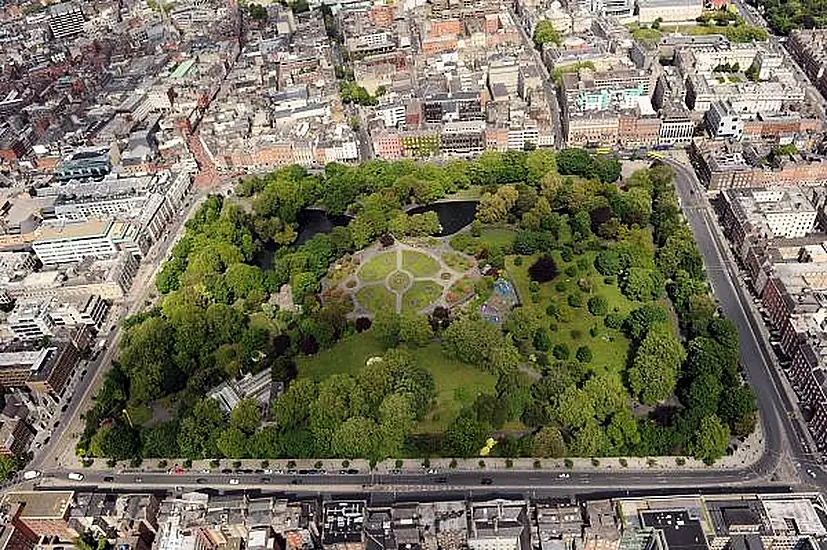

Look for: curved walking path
[341,239,479,317]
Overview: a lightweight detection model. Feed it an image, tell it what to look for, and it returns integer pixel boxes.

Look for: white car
[67,472,84,481]
[263,469,273,474]
[22,470,40,480]
[229,478,240,485]
[558,473,570,479]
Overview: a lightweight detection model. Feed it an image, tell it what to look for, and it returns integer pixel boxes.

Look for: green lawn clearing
[507,252,641,375]
[411,344,497,433]
[402,250,440,277]
[402,280,442,312]
[358,251,397,282]
[442,251,472,271]
[356,285,396,314]
[297,331,385,380]
[479,228,517,250]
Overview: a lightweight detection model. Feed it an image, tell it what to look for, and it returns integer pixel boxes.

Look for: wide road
[665,158,824,485]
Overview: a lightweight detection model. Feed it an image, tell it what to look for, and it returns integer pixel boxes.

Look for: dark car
[221,469,232,474]
[103,476,114,482]
[291,479,302,485]
[261,477,270,483]
[347,469,359,474]
[196,478,207,484]
[435,476,448,484]
[481,478,493,485]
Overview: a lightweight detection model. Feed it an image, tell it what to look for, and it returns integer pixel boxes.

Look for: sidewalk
[81,423,765,475]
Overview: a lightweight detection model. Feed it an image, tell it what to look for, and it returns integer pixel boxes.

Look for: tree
[217,427,249,459]
[444,412,489,457]
[273,378,317,430]
[373,309,401,348]
[230,398,261,435]
[399,313,434,347]
[0,455,16,481]
[532,426,567,457]
[552,343,570,360]
[575,345,593,363]
[333,416,379,458]
[690,414,730,463]
[569,420,605,456]
[496,370,534,420]
[443,314,518,372]
[505,307,544,341]
[532,20,562,48]
[718,385,757,436]
[141,421,180,458]
[618,187,652,226]
[477,185,519,223]
[557,148,595,178]
[378,393,415,458]
[178,398,225,459]
[533,327,551,351]
[621,267,664,301]
[624,304,669,341]
[90,423,139,460]
[595,249,621,276]
[529,255,558,282]
[628,323,686,405]
[587,295,608,316]
[555,385,594,428]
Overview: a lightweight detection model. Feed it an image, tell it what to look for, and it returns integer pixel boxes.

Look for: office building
[48,2,84,40]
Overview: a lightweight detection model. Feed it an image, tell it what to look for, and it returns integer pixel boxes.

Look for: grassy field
[388,271,411,291]
[297,336,497,433]
[413,344,497,433]
[297,331,385,380]
[479,228,517,250]
[358,251,397,282]
[402,250,440,277]
[402,280,442,312]
[507,252,640,375]
[356,285,396,314]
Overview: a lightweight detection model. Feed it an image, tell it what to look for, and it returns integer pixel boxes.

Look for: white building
[7,302,55,340]
[31,220,119,266]
[705,101,744,140]
[637,0,702,23]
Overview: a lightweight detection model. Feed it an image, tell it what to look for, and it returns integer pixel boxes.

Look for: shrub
[589,326,599,337]
[395,459,403,469]
[262,460,270,468]
[107,458,117,468]
[647,458,657,467]
[210,459,220,468]
[380,234,395,247]
[342,460,350,467]
[130,457,143,468]
[478,460,486,469]
[233,460,242,469]
[537,352,550,366]
[529,281,540,293]
[531,291,541,303]
[564,458,574,469]
[591,458,600,466]
[287,460,297,469]
[450,459,458,468]
[576,345,593,363]
[603,276,615,285]
[548,322,558,332]
[505,458,514,468]
[513,256,523,266]
[423,458,431,468]
[314,460,323,469]
[534,328,551,351]
[552,343,570,360]
[619,458,628,467]
[471,220,482,237]
[587,295,608,316]
[564,265,578,278]
[183,459,192,468]
[546,301,559,318]
[299,335,319,355]
[158,460,168,469]
[555,281,568,292]
[604,313,625,329]
[561,247,574,262]
[355,317,372,332]
[529,255,558,283]
[570,329,583,340]
[676,457,686,466]
[568,293,583,308]
[533,459,542,469]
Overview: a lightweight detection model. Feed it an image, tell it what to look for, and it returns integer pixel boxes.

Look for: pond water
[406,200,478,236]
[295,208,353,245]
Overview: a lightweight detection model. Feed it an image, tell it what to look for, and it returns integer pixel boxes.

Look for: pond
[407,200,478,236]
[296,208,353,245]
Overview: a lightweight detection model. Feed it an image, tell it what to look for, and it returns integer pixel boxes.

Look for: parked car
[67,472,84,481]
[229,478,240,485]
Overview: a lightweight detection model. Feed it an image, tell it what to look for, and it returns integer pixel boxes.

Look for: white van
[22,470,40,480]
[67,472,84,481]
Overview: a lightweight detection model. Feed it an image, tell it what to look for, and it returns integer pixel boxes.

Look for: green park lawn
[356,285,396,314]
[358,251,397,282]
[402,250,440,277]
[298,334,497,434]
[412,344,497,433]
[479,228,517,250]
[297,331,385,380]
[507,252,640,375]
[402,280,442,312]
[388,271,411,291]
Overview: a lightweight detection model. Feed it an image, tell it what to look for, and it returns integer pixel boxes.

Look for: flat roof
[35,219,111,242]
[5,491,73,519]
[171,59,196,79]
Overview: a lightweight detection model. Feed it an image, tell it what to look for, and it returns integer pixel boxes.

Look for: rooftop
[5,491,73,519]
